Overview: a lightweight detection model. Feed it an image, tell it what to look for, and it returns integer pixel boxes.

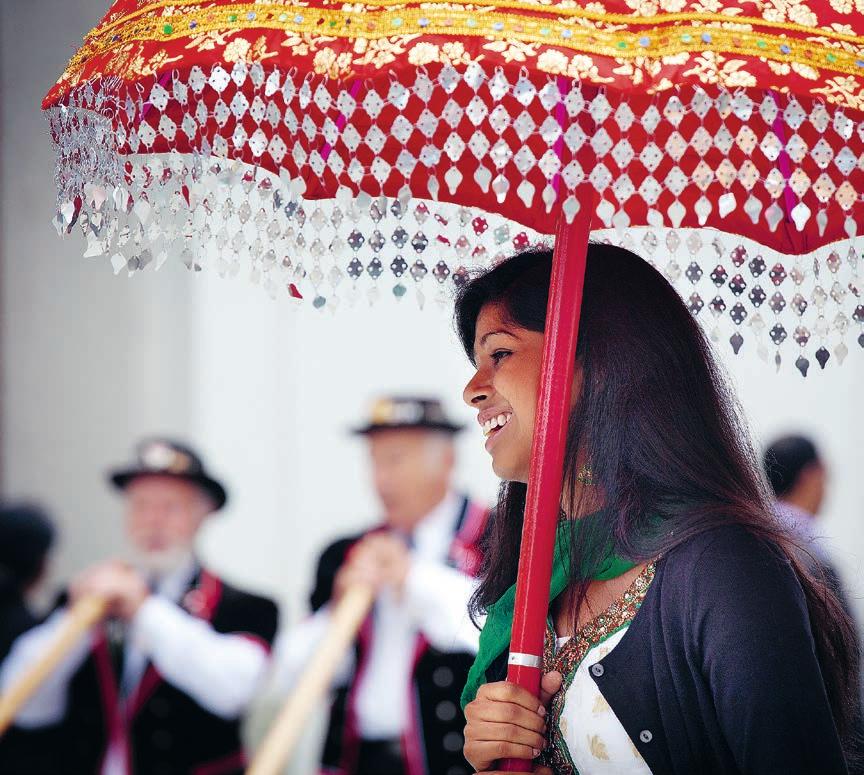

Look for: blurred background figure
[764,434,849,604]
[0,439,279,775]
[272,397,488,775]
[763,432,864,766]
[0,503,58,774]
[0,503,56,661]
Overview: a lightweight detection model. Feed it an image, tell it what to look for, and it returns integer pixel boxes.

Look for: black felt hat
[109,439,228,511]
[352,396,464,435]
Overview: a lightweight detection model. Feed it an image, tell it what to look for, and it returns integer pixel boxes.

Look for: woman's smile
[479,409,514,451]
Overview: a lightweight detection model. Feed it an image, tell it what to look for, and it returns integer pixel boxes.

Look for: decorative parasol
[45,0,864,371]
[32,0,864,770]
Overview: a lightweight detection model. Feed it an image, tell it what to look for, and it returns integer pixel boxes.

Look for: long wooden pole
[247,585,375,775]
[499,187,595,772]
[0,595,106,736]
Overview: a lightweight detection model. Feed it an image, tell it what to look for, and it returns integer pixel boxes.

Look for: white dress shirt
[0,557,270,775]
[271,492,482,740]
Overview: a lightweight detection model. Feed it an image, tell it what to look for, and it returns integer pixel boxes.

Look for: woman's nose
[463,370,490,407]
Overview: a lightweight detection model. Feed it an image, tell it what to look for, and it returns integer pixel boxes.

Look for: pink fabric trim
[461,501,489,546]
[93,631,131,773]
[126,663,163,720]
[401,635,430,775]
[197,570,224,621]
[339,614,372,773]
[450,501,490,576]
[236,631,272,654]
[192,748,246,775]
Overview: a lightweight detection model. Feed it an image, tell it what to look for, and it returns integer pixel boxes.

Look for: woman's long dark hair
[455,244,859,742]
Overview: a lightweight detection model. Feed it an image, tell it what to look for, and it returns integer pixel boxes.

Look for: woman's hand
[464,671,563,773]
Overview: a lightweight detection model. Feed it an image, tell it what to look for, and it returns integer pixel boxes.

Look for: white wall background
[2,2,864,772]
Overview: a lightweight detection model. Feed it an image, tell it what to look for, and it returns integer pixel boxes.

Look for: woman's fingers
[463,739,542,770]
[478,680,544,711]
[462,712,546,770]
[465,697,546,734]
[471,681,547,728]
[464,720,545,751]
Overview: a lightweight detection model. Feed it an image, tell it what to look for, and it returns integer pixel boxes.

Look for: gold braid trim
[87,1,864,45]
[66,4,864,81]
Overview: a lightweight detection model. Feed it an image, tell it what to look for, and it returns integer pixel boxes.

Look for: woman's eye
[491,350,512,364]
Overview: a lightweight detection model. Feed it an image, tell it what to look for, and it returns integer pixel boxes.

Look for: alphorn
[247,584,374,775]
[0,595,107,736]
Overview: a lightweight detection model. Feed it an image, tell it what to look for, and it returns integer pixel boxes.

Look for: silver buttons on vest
[443,731,463,752]
[590,662,604,677]
[433,666,454,688]
[436,700,457,722]
[639,729,653,743]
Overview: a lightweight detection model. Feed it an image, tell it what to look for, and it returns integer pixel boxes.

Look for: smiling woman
[454,246,859,775]
[464,312,545,481]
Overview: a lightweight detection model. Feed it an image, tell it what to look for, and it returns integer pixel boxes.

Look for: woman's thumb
[539,671,563,706]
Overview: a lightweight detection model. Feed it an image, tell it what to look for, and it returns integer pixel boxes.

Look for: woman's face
[462,303,545,482]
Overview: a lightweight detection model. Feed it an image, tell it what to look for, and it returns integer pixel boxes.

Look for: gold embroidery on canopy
[60,3,864,85]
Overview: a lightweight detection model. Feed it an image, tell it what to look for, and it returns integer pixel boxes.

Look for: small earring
[576,466,595,486]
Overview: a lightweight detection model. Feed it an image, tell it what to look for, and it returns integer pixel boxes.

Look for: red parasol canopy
[44,0,864,371]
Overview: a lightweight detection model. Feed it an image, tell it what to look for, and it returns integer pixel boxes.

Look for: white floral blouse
[540,564,655,775]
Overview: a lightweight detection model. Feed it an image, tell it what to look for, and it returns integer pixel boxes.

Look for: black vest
[7,569,278,775]
[310,496,488,775]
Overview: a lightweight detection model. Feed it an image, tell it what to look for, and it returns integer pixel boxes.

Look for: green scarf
[461,510,635,708]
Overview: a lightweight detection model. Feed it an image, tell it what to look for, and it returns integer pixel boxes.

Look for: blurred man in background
[0,439,278,775]
[764,434,847,600]
[765,434,864,771]
[0,503,58,773]
[0,503,56,661]
[273,397,489,775]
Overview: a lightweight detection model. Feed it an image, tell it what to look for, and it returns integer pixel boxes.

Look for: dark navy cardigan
[491,524,849,774]
[592,525,848,774]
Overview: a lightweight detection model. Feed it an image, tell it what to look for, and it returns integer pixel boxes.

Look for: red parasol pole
[499,182,595,772]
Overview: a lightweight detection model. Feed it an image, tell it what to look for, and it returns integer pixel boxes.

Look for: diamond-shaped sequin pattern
[46,69,864,370]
